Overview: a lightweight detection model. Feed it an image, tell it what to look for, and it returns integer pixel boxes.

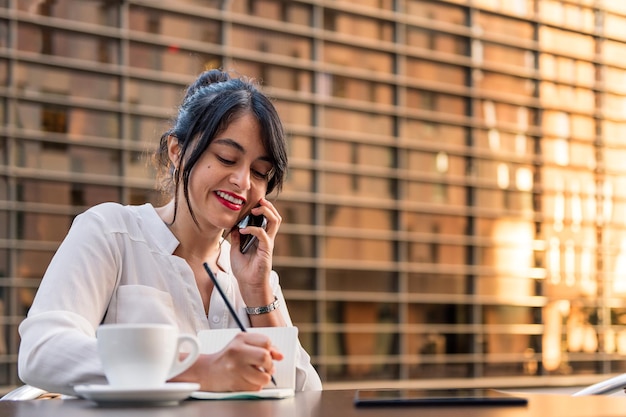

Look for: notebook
[191,327,298,400]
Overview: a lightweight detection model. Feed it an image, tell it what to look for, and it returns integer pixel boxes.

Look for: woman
[18,69,322,395]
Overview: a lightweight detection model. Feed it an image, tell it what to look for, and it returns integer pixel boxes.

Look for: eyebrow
[213,138,273,164]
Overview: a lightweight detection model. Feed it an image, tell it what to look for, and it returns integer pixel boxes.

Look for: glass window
[16,101,120,138]
[539,26,595,60]
[325,206,394,231]
[275,267,315,291]
[234,61,312,92]
[405,212,467,236]
[321,172,394,199]
[277,201,314,226]
[333,0,394,11]
[324,9,393,42]
[603,66,626,95]
[128,42,221,75]
[16,179,119,206]
[130,115,168,144]
[475,71,535,97]
[605,12,626,42]
[406,1,466,25]
[406,26,467,55]
[0,136,5,165]
[326,75,393,104]
[16,140,121,176]
[282,168,314,193]
[17,23,119,64]
[0,248,7,278]
[540,82,595,113]
[406,182,467,206]
[0,20,8,48]
[323,108,393,135]
[324,43,393,73]
[16,212,73,241]
[474,186,535,212]
[17,0,120,26]
[321,140,395,168]
[231,0,312,26]
[400,119,466,147]
[232,25,311,59]
[481,43,533,70]
[603,120,626,146]
[0,209,6,239]
[127,79,184,108]
[409,242,466,266]
[406,89,466,115]
[407,274,467,295]
[129,6,221,44]
[17,64,120,102]
[326,269,397,292]
[287,136,313,160]
[407,151,466,176]
[274,232,315,258]
[406,59,466,85]
[473,129,536,156]
[273,100,311,127]
[603,92,626,120]
[604,148,626,175]
[126,151,154,182]
[476,10,534,39]
[539,1,594,33]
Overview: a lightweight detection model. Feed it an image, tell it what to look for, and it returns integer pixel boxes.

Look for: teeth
[216,191,244,205]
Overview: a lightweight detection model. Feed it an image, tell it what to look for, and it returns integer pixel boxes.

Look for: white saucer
[74,382,200,406]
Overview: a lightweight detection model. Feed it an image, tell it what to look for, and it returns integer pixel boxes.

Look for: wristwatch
[245,296,280,315]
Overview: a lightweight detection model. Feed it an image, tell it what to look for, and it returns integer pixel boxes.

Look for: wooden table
[1,389,626,417]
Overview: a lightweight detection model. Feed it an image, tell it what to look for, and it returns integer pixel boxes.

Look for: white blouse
[18,202,322,395]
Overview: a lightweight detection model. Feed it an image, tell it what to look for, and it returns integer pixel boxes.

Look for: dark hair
[153,69,287,225]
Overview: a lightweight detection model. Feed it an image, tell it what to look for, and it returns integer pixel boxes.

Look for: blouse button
[212,315,220,323]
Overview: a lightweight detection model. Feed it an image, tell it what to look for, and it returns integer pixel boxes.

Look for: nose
[230,166,251,190]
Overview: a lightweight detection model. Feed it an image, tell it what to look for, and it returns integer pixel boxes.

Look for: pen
[203,262,277,387]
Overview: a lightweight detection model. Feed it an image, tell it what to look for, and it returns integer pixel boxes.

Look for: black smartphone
[354,388,527,407]
[238,213,267,254]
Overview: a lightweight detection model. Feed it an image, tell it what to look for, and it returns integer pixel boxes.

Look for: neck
[156,200,223,262]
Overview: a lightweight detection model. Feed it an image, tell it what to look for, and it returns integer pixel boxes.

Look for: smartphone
[354,388,527,407]
[238,213,267,254]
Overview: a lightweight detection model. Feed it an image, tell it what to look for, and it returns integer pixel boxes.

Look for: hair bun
[184,69,231,101]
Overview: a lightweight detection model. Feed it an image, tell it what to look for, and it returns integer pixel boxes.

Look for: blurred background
[1,0,626,394]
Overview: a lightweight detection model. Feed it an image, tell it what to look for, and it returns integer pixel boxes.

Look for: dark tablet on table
[354,388,528,407]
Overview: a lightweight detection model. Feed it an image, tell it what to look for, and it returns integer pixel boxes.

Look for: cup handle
[167,333,201,379]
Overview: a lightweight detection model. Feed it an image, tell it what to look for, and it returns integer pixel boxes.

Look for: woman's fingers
[226,333,282,388]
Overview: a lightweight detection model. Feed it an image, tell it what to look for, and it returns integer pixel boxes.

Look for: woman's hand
[229,198,281,302]
[171,332,283,392]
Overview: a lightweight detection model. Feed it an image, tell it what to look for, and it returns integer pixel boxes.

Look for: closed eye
[252,169,270,180]
[216,155,235,166]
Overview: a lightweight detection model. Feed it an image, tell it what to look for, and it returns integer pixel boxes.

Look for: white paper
[196,327,298,392]
[190,388,294,400]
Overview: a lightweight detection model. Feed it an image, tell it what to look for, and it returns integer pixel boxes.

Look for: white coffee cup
[97,323,200,389]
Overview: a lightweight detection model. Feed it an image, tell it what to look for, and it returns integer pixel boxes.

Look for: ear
[167,135,181,168]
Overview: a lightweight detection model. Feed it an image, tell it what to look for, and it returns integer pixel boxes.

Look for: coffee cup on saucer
[96,323,200,389]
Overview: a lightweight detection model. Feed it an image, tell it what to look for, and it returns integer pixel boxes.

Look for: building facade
[1,0,626,391]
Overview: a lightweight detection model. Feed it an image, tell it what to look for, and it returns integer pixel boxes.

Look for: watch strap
[245,296,280,315]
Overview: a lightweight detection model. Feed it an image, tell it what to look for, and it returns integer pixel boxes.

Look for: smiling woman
[16,69,322,396]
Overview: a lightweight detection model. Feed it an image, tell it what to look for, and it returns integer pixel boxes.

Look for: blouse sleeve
[18,209,119,395]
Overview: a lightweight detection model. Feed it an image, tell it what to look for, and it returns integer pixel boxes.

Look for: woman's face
[184,112,274,231]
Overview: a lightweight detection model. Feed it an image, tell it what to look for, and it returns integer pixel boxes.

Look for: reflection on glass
[129,6,221,43]
[274,232,314,258]
[17,23,119,63]
[326,270,396,293]
[17,63,120,102]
